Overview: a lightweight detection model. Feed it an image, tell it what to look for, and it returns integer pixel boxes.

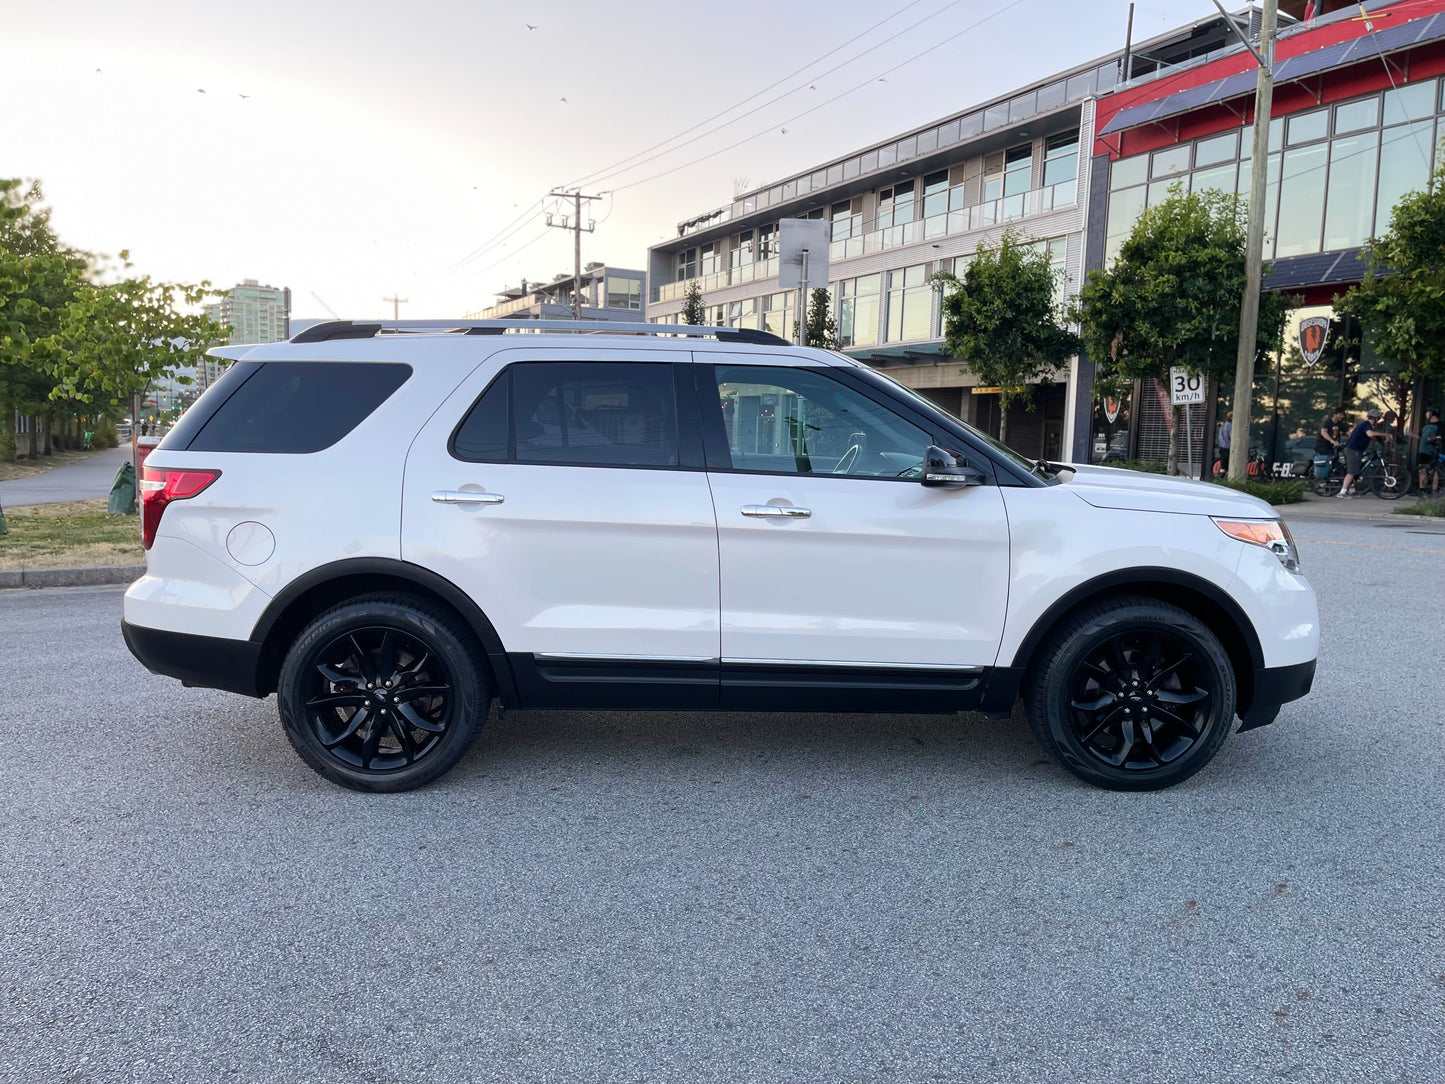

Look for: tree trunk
[1166,404,1181,476]
[42,408,54,456]
[998,403,1009,449]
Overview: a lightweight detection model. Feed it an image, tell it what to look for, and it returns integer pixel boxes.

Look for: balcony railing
[651,181,1076,302]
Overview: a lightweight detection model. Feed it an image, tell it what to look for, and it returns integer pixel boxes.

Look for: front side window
[713,366,931,477]
[452,362,678,468]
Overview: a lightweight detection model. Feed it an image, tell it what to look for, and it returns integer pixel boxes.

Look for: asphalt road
[1,516,1441,1084]
[0,446,133,507]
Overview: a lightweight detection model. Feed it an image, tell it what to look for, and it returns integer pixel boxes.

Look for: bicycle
[1310,442,1410,499]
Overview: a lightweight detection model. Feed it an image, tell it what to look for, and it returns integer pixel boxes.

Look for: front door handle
[741,504,811,519]
[432,490,504,505]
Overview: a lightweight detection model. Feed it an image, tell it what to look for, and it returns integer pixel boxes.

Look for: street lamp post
[1213,0,1279,482]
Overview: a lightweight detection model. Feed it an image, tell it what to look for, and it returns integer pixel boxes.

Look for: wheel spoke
[1150,705,1201,736]
[359,715,382,768]
[307,692,369,710]
[396,700,445,734]
[398,650,431,679]
[1137,719,1165,764]
[1146,654,1193,690]
[1070,692,1117,712]
[1109,636,1130,676]
[347,634,376,683]
[1081,660,1115,686]
[316,663,362,688]
[377,630,398,684]
[1102,717,1136,766]
[1141,636,1163,673]
[321,706,370,749]
[1155,686,1209,706]
[1079,705,1125,745]
[389,714,418,763]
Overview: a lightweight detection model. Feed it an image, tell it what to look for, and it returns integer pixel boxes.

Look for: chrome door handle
[741,504,811,519]
[431,490,504,504]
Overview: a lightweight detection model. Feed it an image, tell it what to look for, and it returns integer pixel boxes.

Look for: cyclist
[1338,408,1392,498]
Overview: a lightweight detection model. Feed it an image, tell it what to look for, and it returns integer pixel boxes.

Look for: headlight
[1212,517,1299,571]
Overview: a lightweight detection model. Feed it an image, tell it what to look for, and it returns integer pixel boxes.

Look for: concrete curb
[0,565,144,590]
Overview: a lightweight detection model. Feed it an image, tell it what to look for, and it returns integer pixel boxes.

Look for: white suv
[122,321,1318,793]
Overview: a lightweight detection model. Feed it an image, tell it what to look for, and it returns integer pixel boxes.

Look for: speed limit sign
[1169,368,1205,405]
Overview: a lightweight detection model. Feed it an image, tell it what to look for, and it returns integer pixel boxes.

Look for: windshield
[850,363,1044,478]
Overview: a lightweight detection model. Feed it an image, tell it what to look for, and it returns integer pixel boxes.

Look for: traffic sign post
[1170,368,1205,478]
[779,219,831,346]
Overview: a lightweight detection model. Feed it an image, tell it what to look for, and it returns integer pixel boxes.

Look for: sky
[5,0,1214,322]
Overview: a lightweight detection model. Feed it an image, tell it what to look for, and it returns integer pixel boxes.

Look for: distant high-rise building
[200,279,291,388]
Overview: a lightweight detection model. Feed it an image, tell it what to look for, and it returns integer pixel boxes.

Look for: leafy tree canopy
[799,287,839,350]
[1337,159,1445,380]
[680,280,706,327]
[937,228,1079,444]
[1072,186,1292,398]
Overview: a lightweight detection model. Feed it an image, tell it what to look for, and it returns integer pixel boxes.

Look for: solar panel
[1099,14,1445,137]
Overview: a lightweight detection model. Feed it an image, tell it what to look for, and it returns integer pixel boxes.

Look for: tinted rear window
[187,362,411,453]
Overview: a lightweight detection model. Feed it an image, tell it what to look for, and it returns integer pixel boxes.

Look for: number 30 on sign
[1169,368,1205,406]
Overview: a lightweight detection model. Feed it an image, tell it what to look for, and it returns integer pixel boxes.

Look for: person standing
[1417,406,1440,497]
[1313,406,1345,481]
[1338,408,1391,498]
[1217,411,1233,472]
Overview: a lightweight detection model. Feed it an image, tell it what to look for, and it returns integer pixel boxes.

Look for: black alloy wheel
[278,594,490,792]
[1066,630,1214,772]
[1026,597,1236,791]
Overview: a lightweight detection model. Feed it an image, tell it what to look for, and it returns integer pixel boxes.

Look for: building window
[884,265,931,344]
[836,274,881,349]
[606,276,642,310]
[731,230,754,269]
[758,223,778,261]
[877,182,916,230]
[762,291,796,340]
[676,248,697,282]
[699,242,719,276]
[1043,132,1078,189]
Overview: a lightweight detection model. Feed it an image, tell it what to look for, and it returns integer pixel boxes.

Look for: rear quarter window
[186,361,412,453]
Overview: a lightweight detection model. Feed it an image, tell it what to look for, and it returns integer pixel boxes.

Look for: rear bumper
[1238,658,1316,731]
[121,620,265,698]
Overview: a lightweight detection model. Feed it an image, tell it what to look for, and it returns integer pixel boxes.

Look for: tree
[0,180,89,460]
[797,288,839,350]
[1337,158,1445,382]
[937,229,1080,450]
[39,260,221,414]
[680,280,706,326]
[1072,186,1292,475]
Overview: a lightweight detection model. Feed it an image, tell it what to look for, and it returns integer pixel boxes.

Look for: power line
[562,0,950,190]
[610,0,1025,195]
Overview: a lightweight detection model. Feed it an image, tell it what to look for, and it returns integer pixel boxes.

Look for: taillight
[140,467,220,549]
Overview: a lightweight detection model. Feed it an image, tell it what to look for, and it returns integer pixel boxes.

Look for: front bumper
[1238,658,1316,731]
[121,620,265,698]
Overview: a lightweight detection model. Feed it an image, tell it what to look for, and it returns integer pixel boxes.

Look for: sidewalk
[1281,488,1437,525]
[0,446,132,508]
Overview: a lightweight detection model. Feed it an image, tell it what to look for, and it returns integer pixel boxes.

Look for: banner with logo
[1298,315,1330,367]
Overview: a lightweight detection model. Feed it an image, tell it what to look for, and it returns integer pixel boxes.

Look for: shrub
[1396,497,1445,517]
[1212,477,1305,505]
[1105,459,1167,474]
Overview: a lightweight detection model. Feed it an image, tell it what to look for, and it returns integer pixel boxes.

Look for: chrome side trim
[534,652,718,663]
[723,658,986,673]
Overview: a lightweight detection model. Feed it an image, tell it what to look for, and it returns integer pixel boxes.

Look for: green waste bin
[109,461,137,515]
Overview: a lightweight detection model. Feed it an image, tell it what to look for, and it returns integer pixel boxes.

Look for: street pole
[383,294,408,320]
[797,250,810,346]
[547,189,602,321]
[1224,0,1277,482]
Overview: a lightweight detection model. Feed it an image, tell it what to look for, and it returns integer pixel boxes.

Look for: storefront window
[1323,131,1378,249]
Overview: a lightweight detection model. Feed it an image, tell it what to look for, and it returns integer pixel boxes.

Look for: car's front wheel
[277,594,490,792]
[1025,597,1236,791]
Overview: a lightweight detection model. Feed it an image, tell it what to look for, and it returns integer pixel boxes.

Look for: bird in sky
[526,23,538,30]
[878,77,887,83]
[94,67,102,74]
[197,88,206,94]
[559,96,567,102]
[780,127,789,134]
[238,93,250,99]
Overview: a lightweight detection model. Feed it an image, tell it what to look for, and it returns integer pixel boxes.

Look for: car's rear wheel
[1025,597,1236,791]
[278,594,490,792]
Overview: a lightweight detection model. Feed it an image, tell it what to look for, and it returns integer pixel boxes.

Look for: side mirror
[921,445,986,487]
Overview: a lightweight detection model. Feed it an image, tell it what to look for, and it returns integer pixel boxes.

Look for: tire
[277,593,491,792]
[1024,596,1236,791]
[1370,463,1410,500]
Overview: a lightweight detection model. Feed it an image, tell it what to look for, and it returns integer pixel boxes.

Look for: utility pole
[547,189,602,320]
[383,294,408,320]
[1213,0,1277,482]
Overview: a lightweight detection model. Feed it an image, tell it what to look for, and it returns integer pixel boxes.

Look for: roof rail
[288,319,794,347]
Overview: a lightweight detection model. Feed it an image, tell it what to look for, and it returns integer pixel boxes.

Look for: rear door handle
[741,504,810,519]
[432,490,504,504]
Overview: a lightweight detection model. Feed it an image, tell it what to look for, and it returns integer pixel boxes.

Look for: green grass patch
[0,498,144,569]
[1396,497,1445,517]
[1212,477,1306,505]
